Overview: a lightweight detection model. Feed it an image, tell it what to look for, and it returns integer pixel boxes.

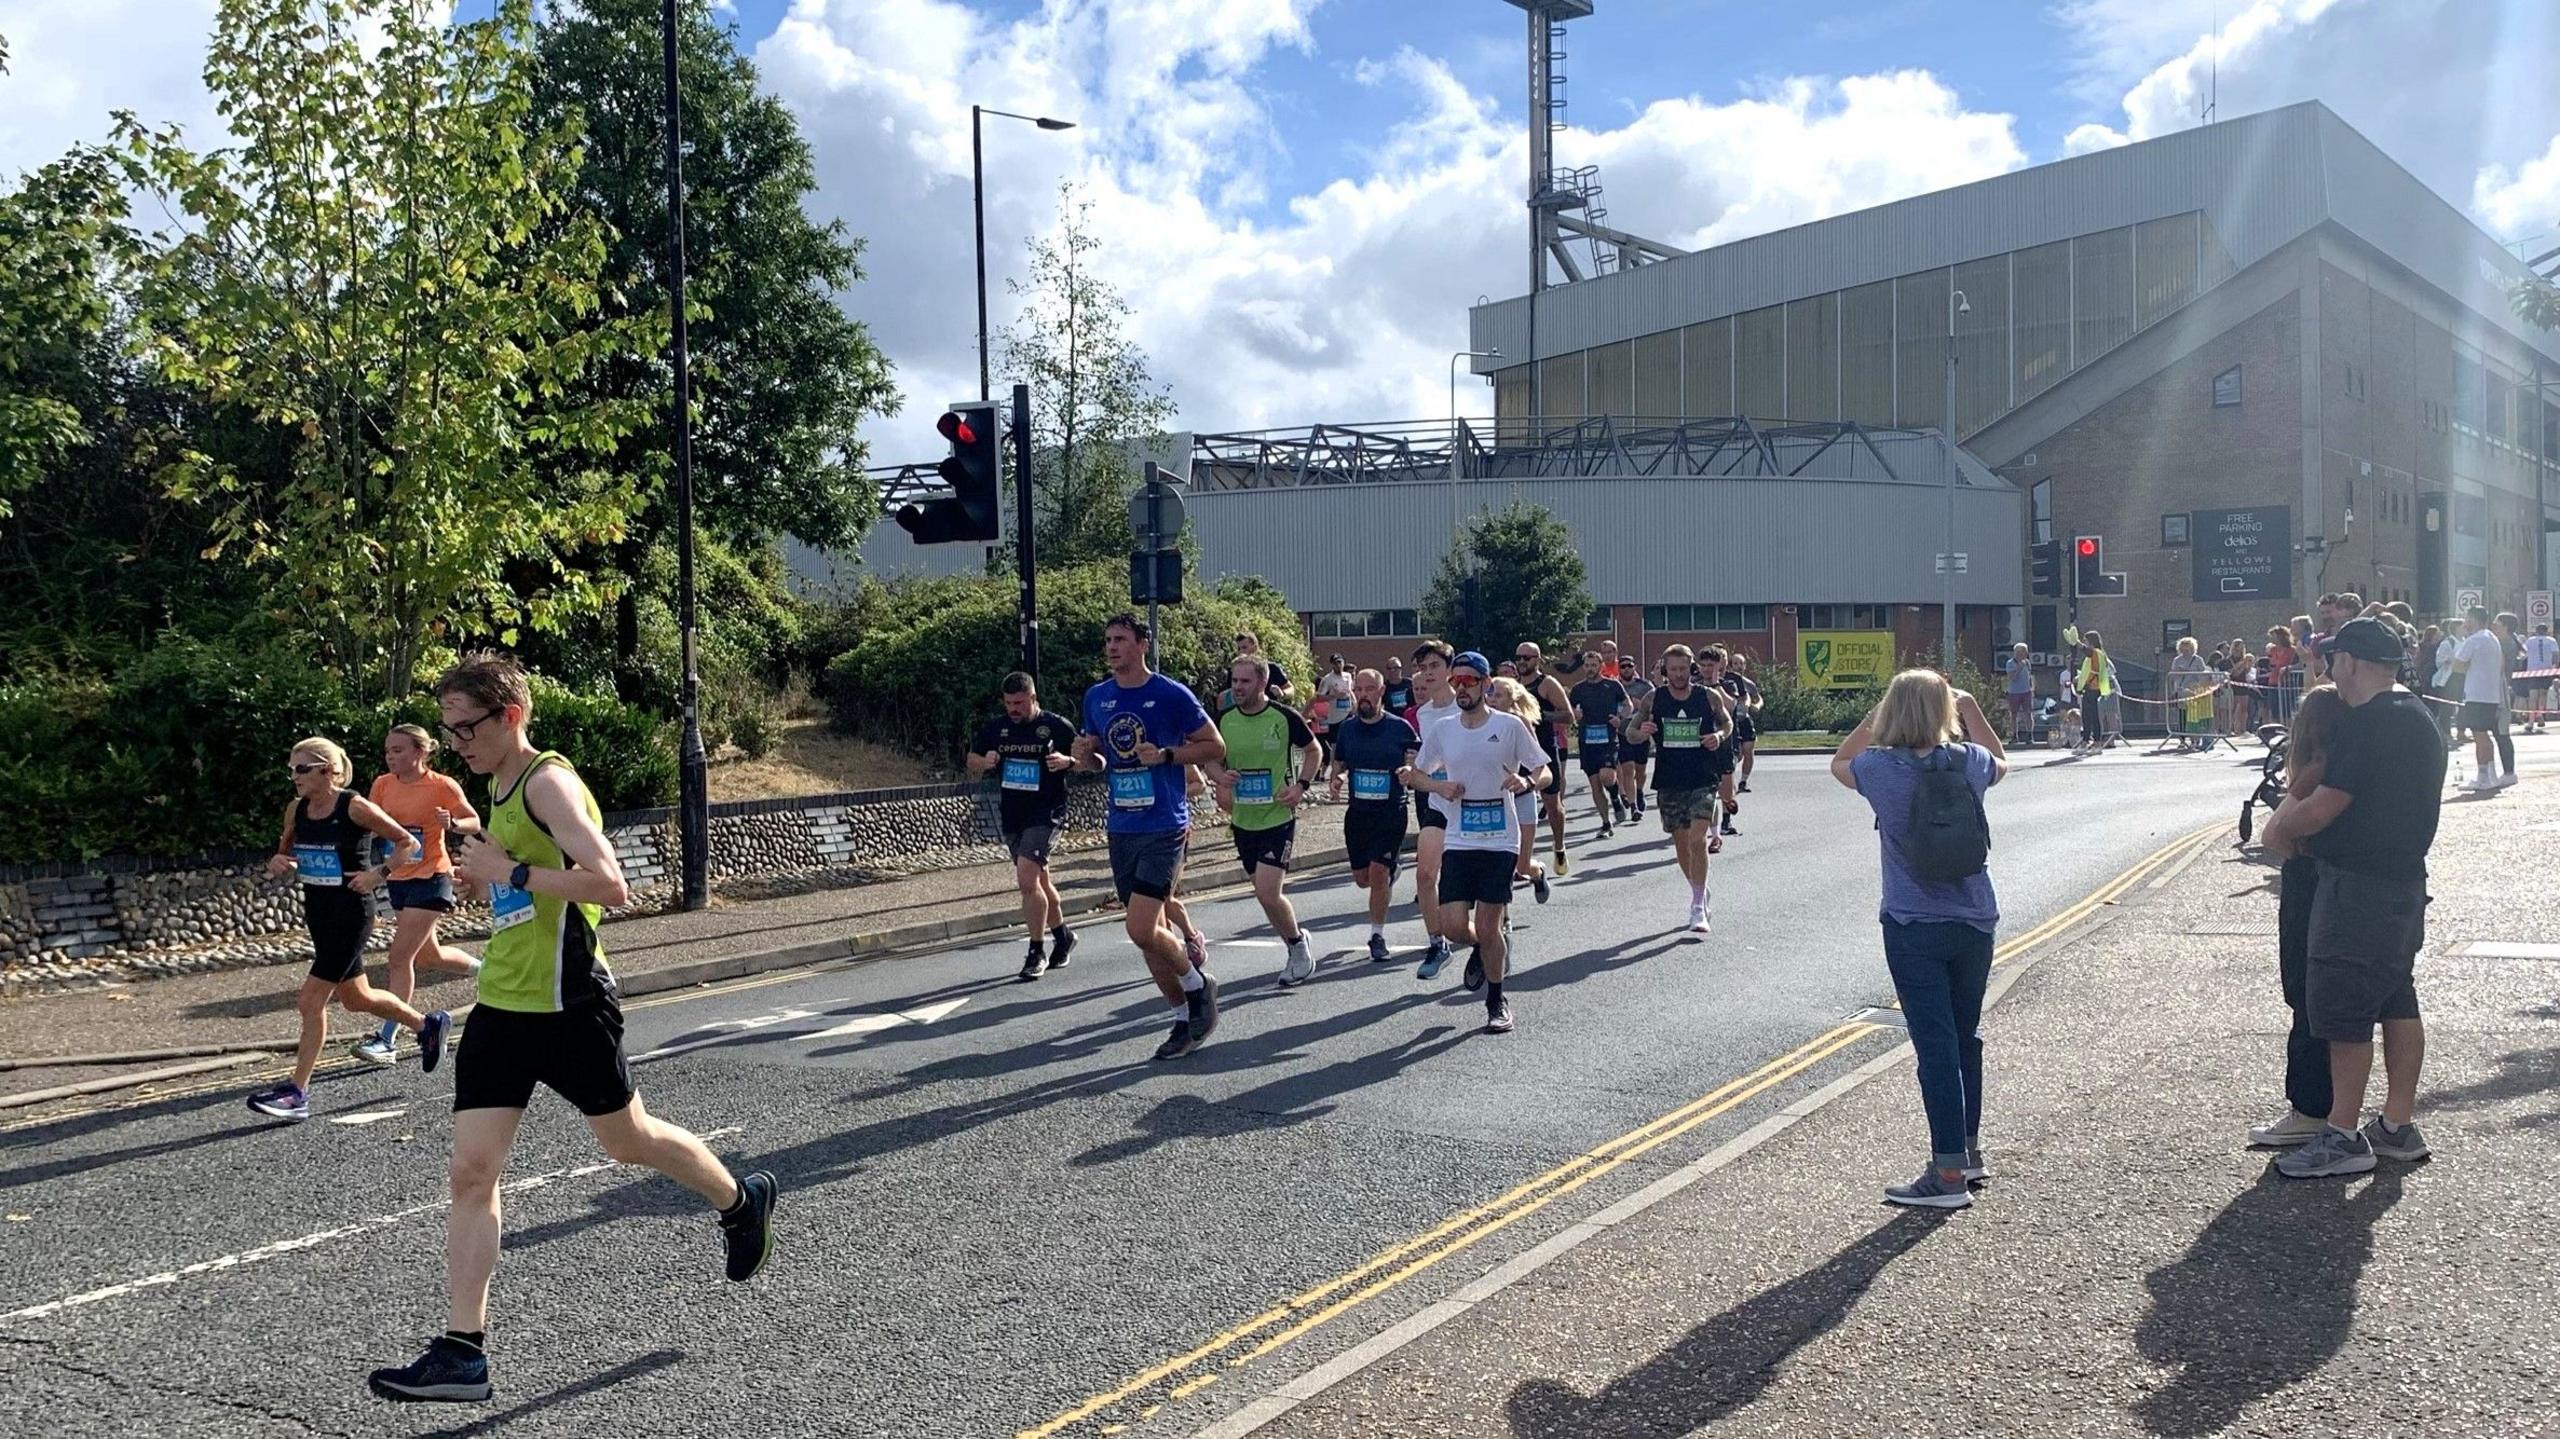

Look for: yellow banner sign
[1796,630,1895,690]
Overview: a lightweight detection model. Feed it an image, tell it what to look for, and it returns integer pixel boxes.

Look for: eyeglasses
[438,707,499,742]
[1448,675,1484,688]
[287,761,331,776]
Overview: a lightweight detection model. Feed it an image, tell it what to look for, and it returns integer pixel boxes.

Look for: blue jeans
[1881,918,1995,1167]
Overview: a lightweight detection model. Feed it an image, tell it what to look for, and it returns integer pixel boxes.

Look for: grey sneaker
[2361,1115,2431,1162]
[1962,1148,1989,1184]
[2248,1108,2329,1147]
[1280,936,1316,987]
[1416,938,1451,981]
[352,1034,398,1067]
[1884,1167,1973,1210]
[2275,1125,2376,1178]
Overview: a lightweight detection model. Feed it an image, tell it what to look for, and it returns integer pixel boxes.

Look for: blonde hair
[291,736,353,787]
[1871,669,1959,751]
[386,723,439,758]
[1484,676,1537,722]
[2176,636,2199,655]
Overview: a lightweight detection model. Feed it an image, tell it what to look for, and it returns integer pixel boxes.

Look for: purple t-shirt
[1849,743,2000,932]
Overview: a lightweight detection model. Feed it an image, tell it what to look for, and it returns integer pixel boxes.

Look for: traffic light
[1130,550,1184,604]
[2072,534,2126,597]
[894,401,1002,544]
[2029,539,2063,598]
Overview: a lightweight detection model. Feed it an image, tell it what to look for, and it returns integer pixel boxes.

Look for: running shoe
[1709,833,1723,855]
[1720,818,1740,836]
[1962,1148,1990,1184]
[367,1335,492,1403]
[1532,869,1551,905]
[1280,936,1316,987]
[1685,899,1708,934]
[1367,933,1392,964]
[352,1034,398,1067]
[375,1017,400,1049]
[1186,970,1221,1046]
[1738,780,1752,794]
[417,1010,450,1075]
[2361,1115,2430,1162]
[1416,937,1452,981]
[1597,823,1614,841]
[1048,927,1076,969]
[1551,846,1569,876]
[1462,948,1484,992]
[246,1083,310,1121]
[1151,1019,1195,1061]
[1484,998,1516,1034]
[1018,945,1048,982]
[2247,1108,2327,1148]
[1884,1168,1973,1209]
[720,1170,779,1281]
[2275,1125,2376,1178]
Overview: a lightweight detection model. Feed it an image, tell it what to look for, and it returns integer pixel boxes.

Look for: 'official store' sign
[2190,506,2291,602]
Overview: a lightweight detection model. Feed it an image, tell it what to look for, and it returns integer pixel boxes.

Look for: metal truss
[1182,416,1921,490]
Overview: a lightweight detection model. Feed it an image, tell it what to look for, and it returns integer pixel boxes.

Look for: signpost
[2189,506,2291,602]
[2457,586,2485,615]
[2529,591,2553,628]
[1130,462,1187,664]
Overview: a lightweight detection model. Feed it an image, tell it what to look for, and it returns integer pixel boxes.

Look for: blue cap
[1449,650,1491,677]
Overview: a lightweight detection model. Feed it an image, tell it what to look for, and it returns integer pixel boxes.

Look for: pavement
[1,741,2537,1437]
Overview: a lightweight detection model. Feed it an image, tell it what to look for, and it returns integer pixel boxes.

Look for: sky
[6,0,2560,459]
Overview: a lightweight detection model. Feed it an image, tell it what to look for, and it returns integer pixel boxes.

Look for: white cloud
[2473,133,2560,247]
[0,0,221,176]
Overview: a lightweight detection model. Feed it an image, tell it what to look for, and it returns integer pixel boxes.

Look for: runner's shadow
[1504,933,1696,995]
[2423,1043,2557,1130]
[1070,1020,1475,1166]
[415,1348,682,1439]
[2133,1166,2404,1437]
[0,1117,276,1189]
[1504,1211,1948,1436]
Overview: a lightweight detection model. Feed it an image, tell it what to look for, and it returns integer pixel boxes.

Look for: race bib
[1234,770,1276,805]
[1109,768,1155,810]
[1459,799,1510,836]
[293,844,344,887]
[1330,697,1351,721]
[487,880,535,932]
[1582,723,1613,748]
[1350,768,1393,801]
[1662,717,1703,748]
[1001,757,1043,792]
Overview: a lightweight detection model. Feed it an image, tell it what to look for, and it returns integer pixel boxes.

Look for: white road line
[0,1125,744,1325]
[326,1108,409,1127]
[807,996,972,1041]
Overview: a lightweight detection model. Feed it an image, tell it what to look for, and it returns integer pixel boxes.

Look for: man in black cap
[2258,618,2445,1178]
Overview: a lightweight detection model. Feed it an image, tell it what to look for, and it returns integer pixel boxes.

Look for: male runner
[1072,613,1227,1059]
[1594,638,1623,681]
[1403,651,1550,1033]
[1329,668,1421,964]
[1726,651,1767,795]
[1310,655,1353,784]
[1568,650,1630,839]
[1382,655,1414,718]
[1616,659,1655,821]
[1630,644,1733,932]
[1233,629,1293,705]
[967,672,1079,981]
[1699,647,1749,842]
[1407,640,1463,976]
[368,656,775,1405]
[1213,655,1323,985]
[1514,641,1575,872]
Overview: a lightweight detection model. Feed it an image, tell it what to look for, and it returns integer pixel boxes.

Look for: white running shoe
[2493,771,2520,789]
[1685,899,1708,933]
[1280,936,1316,987]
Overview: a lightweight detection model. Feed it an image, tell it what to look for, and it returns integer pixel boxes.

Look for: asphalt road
[0,747,2253,1439]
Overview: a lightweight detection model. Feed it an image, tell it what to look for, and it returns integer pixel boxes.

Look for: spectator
[2004,642,2035,744]
[2432,619,2465,746]
[2450,607,2517,789]
[2413,624,2443,724]
[2259,619,2444,1177]
[2077,631,2121,750]
[2524,623,2559,735]
[2168,637,2214,747]
[1830,668,2008,1209]
[2305,593,2361,664]
[2498,612,2527,739]
[2265,625,2299,724]
[2248,683,2347,1149]
[1311,656,1353,783]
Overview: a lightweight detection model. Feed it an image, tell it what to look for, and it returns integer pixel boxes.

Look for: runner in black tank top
[1514,641,1575,875]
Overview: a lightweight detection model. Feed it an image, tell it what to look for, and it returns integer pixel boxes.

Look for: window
[1840,280,1895,425]
[1894,270,1949,431]
[2343,363,2366,402]
[1588,341,1634,419]
[1737,305,1785,420]
[1683,318,1733,417]
[2013,241,2071,405]
[1309,611,1418,638]
[1643,604,1767,632]
[1953,255,2010,434]
[2073,227,2135,366]
[1801,604,1888,630]
[1632,330,1681,419]
[2135,213,2198,330]
[1538,351,1586,422]
[2161,513,2191,547]
[2031,478,2052,544]
[1582,606,1614,633]
[2213,365,2243,408]
[1785,291,1839,421]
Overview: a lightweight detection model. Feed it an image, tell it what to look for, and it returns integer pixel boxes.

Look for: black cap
[2329,617,2402,664]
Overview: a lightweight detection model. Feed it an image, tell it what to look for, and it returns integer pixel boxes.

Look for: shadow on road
[0,1116,279,1190]
[2133,1166,2404,1437]
[414,1348,683,1439]
[1502,1210,1950,1437]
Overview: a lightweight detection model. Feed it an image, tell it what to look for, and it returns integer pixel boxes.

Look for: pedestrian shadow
[2133,1166,2405,1437]
[0,1116,276,1189]
[414,1348,682,1439]
[1503,1210,1950,1437]
[1070,1020,1475,1166]
[2424,1043,2557,1131]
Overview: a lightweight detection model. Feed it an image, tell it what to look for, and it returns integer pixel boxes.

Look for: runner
[246,738,451,1121]
[355,724,484,1067]
[1328,668,1421,964]
[1629,644,1734,932]
[1567,649,1630,839]
[1486,676,1556,914]
[1615,659,1654,822]
[1514,641,1575,873]
[1310,655,1354,785]
[1594,637,1623,680]
[1402,651,1551,1033]
[1382,655,1414,718]
[966,672,1079,981]
[368,656,774,1405]
[1728,651,1766,794]
[1406,640,1463,977]
[1697,647,1745,846]
[1232,628,1293,706]
[1071,613,1227,1058]
[1212,655,1323,986]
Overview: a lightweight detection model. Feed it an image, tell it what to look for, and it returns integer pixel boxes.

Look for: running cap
[2328,618,2402,664]
[1449,650,1492,677]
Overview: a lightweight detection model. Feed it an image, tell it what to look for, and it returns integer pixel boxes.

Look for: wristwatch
[509,862,532,891]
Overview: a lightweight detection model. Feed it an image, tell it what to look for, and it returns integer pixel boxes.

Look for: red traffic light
[2076,537,2097,556]
[938,411,977,446]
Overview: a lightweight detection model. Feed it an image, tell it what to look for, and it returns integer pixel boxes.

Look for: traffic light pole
[660,0,707,913]
[1013,382,1036,677]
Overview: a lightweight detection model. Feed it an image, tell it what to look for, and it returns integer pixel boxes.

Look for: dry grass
[707,717,941,802]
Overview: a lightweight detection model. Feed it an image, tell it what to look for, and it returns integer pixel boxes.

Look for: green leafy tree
[0,136,137,520]
[1419,501,1594,658]
[2520,274,2560,333]
[532,0,895,554]
[113,0,665,706]
[999,182,1176,568]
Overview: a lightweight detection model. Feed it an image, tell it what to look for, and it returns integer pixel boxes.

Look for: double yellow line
[1023,820,2223,1439]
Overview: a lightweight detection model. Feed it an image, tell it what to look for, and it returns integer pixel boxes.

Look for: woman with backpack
[1830,669,2008,1209]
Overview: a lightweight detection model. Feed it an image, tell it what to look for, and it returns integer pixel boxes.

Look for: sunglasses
[287,761,331,776]
[1449,675,1485,688]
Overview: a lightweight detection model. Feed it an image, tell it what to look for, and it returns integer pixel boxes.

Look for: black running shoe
[1532,869,1551,904]
[1367,933,1393,963]
[1152,1019,1195,1061]
[417,1010,450,1075]
[1186,970,1220,1047]
[368,1336,492,1404]
[1720,819,1739,836]
[1018,946,1048,982]
[1737,780,1752,794]
[1462,947,1484,992]
[720,1171,779,1282]
[1047,927,1075,969]
[1597,823,1614,840]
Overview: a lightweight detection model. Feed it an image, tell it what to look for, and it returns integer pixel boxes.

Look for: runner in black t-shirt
[1381,656,1414,718]
[1328,668,1422,963]
[967,672,1080,981]
[1515,641,1575,873]
[1568,660,1630,840]
[1727,653,1767,794]
[1701,647,1753,843]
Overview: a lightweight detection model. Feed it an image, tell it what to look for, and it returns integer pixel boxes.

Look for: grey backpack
[1899,746,1990,882]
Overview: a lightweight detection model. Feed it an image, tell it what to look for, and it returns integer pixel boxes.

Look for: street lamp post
[973,106,1076,401]
[971,105,1074,678]
[1942,287,1971,669]
[1449,348,1502,547]
[659,0,707,911]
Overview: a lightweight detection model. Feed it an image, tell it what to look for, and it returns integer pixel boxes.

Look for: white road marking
[327,1108,409,1127]
[1215,940,1284,949]
[636,1005,830,1061]
[2460,940,2560,960]
[807,996,973,1041]
[0,1126,743,1324]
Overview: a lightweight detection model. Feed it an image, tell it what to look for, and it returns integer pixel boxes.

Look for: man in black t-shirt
[2260,619,2445,1179]
[1328,668,1422,964]
[1568,657,1630,838]
[967,671,1080,981]
[1381,655,1414,717]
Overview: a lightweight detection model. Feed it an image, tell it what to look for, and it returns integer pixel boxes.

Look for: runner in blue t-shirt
[1073,612,1228,1060]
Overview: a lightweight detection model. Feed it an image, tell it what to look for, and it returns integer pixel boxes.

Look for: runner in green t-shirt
[1213,655,1323,986]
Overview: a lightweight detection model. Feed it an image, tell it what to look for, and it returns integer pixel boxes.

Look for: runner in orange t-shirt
[355,723,484,1065]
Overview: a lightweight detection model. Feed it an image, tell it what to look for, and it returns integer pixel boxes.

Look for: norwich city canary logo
[1805,640,1833,680]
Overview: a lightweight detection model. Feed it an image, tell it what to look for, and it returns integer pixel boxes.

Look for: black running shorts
[1438,849,1518,907]
[454,997,637,1117]
[1232,820,1297,875]
[1344,806,1407,876]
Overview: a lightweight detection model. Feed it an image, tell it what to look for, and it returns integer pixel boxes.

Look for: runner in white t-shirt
[1403,649,1550,1034]
[1404,641,1464,976]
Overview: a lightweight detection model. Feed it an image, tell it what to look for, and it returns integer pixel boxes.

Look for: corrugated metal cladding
[1473,101,2556,371]
[1185,476,2025,613]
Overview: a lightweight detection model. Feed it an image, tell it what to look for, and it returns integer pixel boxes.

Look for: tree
[998,183,1176,568]
[532,0,895,554]
[113,0,665,706]
[1419,501,1594,658]
[2520,275,2560,333]
[0,138,135,521]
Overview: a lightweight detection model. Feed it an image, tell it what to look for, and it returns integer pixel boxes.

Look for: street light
[1941,287,1971,668]
[659,0,707,911]
[1449,348,1502,545]
[974,105,1077,401]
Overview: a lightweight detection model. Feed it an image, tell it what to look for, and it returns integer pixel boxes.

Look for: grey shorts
[2305,863,2427,1041]
[2462,700,2502,732]
[1657,785,1719,834]
[1107,827,1188,904]
[1004,824,1054,866]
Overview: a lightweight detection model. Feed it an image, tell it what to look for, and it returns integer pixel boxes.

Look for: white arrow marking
[901,997,971,1024]
[328,1108,409,1127]
[807,995,973,1042]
